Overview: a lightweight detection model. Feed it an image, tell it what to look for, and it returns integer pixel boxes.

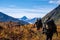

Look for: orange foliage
[0,22,60,40]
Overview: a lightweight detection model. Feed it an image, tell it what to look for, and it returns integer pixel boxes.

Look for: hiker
[43,19,58,40]
[35,18,43,30]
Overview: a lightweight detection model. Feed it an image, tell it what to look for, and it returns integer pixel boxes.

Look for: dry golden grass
[0,22,60,40]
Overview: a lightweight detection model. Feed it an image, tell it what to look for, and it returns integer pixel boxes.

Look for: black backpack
[46,19,57,33]
[43,19,57,34]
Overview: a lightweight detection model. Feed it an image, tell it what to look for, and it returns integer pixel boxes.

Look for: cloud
[0,7,52,18]
[57,0,60,4]
[49,0,60,4]
[49,0,55,3]
[9,5,17,8]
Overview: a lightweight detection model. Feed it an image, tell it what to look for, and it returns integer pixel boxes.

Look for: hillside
[0,12,29,25]
[42,5,60,25]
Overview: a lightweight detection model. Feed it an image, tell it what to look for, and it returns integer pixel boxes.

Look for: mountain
[20,16,28,21]
[27,18,37,24]
[0,12,29,25]
[42,5,60,25]
[18,16,37,24]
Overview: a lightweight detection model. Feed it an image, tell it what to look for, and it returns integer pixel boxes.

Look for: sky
[0,0,60,19]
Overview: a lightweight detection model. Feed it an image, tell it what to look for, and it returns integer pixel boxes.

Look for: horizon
[0,0,60,18]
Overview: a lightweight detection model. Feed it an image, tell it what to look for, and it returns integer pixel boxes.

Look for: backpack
[43,19,57,34]
[46,19,57,33]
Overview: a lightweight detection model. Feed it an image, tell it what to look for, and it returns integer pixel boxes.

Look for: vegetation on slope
[0,22,60,40]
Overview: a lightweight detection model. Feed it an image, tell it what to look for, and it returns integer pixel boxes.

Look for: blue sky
[0,0,60,18]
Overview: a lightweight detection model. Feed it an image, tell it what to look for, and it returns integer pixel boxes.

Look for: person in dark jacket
[35,18,43,30]
[44,19,58,40]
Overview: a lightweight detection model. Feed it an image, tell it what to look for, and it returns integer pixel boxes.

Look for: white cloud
[0,7,52,18]
[49,0,60,4]
[9,5,17,8]
[57,0,60,4]
[49,0,55,3]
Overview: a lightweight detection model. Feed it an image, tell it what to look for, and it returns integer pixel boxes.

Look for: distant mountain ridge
[18,16,37,24]
[27,18,37,24]
[0,12,29,25]
[42,5,60,25]
[20,16,28,21]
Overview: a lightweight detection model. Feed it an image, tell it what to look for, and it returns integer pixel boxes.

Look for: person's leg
[46,35,49,40]
[50,35,53,40]
[50,36,52,40]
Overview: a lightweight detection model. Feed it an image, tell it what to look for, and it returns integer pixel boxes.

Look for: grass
[0,22,60,40]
